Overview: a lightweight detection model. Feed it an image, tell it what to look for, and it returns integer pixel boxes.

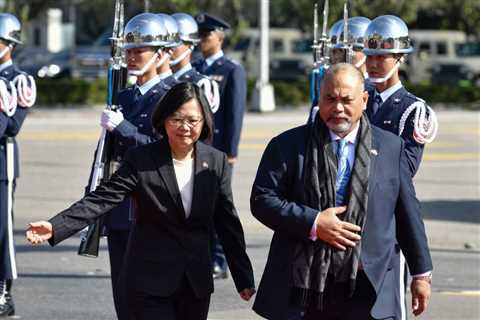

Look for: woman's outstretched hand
[26,221,53,245]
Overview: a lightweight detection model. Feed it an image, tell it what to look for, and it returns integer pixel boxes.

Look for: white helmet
[363,15,413,56]
[171,13,200,45]
[157,13,181,48]
[335,17,371,50]
[328,20,343,46]
[0,13,21,45]
[123,13,171,49]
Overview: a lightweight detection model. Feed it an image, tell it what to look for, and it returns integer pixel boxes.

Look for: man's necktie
[199,60,208,73]
[371,94,382,117]
[335,139,351,206]
[133,87,141,104]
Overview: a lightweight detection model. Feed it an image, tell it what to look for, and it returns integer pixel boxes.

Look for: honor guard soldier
[193,13,247,280]
[95,12,179,319]
[363,15,437,320]
[170,13,220,113]
[363,15,438,176]
[0,13,36,317]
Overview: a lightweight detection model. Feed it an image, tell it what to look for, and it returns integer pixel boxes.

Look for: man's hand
[227,156,237,165]
[411,277,431,316]
[239,288,256,301]
[315,206,361,250]
[26,221,53,245]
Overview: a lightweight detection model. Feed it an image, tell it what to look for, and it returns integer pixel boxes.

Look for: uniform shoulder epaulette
[119,86,134,95]
[223,56,242,67]
[164,76,179,89]
[405,91,428,105]
[226,57,240,65]
[159,81,171,91]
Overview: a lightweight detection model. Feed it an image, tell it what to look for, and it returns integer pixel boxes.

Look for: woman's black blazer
[48,138,255,298]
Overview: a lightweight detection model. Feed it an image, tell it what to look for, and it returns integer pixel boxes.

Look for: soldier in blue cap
[193,13,247,280]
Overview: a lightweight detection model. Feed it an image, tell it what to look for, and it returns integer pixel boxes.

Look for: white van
[402,30,480,85]
[225,28,312,81]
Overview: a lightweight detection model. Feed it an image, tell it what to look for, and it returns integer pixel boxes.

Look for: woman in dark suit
[26,82,255,320]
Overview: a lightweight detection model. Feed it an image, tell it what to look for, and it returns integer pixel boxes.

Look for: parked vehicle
[70,31,110,79]
[403,30,480,86]
[37,49,73,79]
[225,28,312,81]
[13,47,53,78]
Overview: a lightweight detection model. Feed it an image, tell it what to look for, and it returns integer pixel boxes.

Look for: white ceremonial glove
[101,109,124,132]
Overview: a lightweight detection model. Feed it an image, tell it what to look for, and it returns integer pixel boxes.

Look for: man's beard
[328,118,352,135]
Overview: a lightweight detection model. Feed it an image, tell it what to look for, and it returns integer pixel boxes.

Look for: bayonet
[313,3,319,48]
[312,0,330,67]
[343,2,348,45]
[321,0,328,39]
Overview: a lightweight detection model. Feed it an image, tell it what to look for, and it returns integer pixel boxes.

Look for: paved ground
[5,107,480,319]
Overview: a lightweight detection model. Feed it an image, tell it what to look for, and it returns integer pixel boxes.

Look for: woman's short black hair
[151,81,214,142]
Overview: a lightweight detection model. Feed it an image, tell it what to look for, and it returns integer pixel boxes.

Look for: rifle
[309,0,330,104]
[312,0,330,68]
[341,2,353,64]
[78,0,127,257]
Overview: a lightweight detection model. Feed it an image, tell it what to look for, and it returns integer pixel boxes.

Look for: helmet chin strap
[354,56,366,69]
[169,46,193,66]
[128,49,160,77]
[0,45,11,59]
[369,56,404,83]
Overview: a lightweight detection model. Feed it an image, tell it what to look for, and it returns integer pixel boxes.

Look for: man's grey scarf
[290,114,372,310]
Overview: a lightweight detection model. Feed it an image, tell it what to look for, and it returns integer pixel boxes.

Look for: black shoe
[0,294,14,317]
[212,264,228,280]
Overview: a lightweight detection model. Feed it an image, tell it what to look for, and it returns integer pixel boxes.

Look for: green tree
[416,0,480,38]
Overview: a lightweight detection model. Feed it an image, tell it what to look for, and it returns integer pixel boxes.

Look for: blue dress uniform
[0,63,32,283]
[194,13,247,278]
[0,61,34,317]
[87,74,177,318]
[366,84,425,176]
[194,55,247,275]
[193,54,246,157]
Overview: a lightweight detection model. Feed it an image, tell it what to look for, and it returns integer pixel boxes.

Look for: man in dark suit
[193,13,247,279]
[0,13,36,317]
[250,63,432,320]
